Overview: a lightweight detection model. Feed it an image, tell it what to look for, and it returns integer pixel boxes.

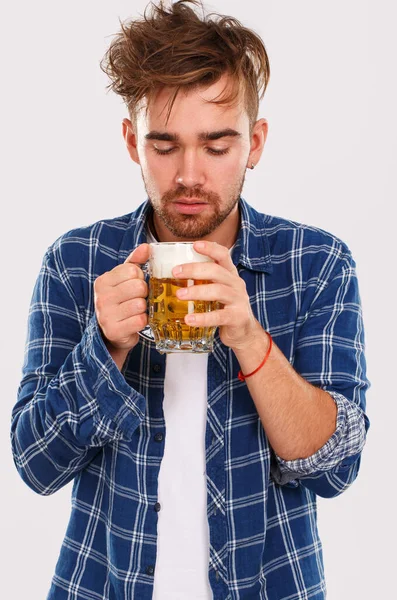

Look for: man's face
[124,74,266,240]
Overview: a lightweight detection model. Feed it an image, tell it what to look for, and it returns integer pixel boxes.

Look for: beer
[149,277,219,351]
[148,243,218,353]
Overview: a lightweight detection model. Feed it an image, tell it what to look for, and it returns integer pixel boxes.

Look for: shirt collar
[118,197,273,274]
[231,197,273,274]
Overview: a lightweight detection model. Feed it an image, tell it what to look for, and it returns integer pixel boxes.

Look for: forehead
[136,74,248,134]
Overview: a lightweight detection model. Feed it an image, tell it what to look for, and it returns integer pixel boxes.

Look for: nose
[174,148,206,188]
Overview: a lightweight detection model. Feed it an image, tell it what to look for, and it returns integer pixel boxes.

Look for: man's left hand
[172,240,261,350]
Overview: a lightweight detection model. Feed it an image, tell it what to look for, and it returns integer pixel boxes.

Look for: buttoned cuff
[79,313,146,440]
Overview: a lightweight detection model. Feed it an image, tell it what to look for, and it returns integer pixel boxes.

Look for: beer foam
[149,242,213,279]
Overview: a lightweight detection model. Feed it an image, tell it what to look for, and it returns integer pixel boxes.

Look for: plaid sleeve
[271,249,370,496]
[11,248,146,496]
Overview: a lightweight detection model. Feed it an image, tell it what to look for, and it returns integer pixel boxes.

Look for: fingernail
[195,242,205,249]
[177,287,188,297]
[185,314,196,323]
[173,265,183,275]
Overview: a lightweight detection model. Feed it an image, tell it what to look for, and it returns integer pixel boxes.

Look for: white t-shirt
[146,227,213,598]
[152,352,213,599]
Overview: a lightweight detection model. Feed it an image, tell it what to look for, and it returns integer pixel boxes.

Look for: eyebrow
[144,128,242,142]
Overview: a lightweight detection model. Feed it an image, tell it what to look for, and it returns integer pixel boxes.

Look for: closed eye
[153,147,230,156]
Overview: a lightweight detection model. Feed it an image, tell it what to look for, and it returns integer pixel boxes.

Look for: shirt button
[154,433,164,442]
[154,502,161,512]
[146,565,155,576]
[152,364,162,374]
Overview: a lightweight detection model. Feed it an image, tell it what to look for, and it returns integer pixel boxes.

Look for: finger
[115,278,148,303]
[111,312,148,333]
[183,308,228,328]
[125,243,150,266]
[103,263,145,287]
[192,241,237,273]
[172,261,235,285]
[176,282,236,305]
[116,297,148,322]
[118,313,148,330]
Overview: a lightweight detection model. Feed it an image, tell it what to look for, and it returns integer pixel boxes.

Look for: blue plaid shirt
[11,198,369,600]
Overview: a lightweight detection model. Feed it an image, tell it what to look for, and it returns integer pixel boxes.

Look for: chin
[167,217,217,239]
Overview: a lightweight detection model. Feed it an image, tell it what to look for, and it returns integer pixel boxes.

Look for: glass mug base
[150,321,216,354]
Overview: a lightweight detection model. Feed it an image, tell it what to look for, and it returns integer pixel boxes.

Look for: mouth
[175,197,208,204]
[173,198,210,215]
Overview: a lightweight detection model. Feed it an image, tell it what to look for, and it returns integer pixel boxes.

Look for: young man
[11,1,369,598]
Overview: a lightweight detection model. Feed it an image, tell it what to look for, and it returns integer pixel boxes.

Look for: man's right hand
[94,244,151,361]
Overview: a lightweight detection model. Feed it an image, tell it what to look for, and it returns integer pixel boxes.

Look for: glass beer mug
[146,242,219,353]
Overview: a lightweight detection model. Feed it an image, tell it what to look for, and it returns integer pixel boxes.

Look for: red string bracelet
[238,332,273,382]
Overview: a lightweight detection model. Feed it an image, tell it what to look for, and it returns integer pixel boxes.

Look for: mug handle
[137,261,155,342]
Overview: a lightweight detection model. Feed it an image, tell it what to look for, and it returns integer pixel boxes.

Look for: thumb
[124,243,151,265]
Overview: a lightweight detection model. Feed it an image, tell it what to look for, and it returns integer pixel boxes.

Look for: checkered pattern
[11,198,370,599]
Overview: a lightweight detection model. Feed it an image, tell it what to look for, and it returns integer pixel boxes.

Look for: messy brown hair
[100,0,270,134]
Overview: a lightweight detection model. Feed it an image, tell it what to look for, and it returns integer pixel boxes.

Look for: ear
[122,119,140,165]
[247,118,268,167]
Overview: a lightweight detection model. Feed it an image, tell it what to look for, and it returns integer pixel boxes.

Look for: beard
[142,170,246,239]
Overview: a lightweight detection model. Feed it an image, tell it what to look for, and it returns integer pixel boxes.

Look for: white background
[1,1,395,598]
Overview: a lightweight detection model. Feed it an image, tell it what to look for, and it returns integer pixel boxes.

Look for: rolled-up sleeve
[270,249,370,497]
